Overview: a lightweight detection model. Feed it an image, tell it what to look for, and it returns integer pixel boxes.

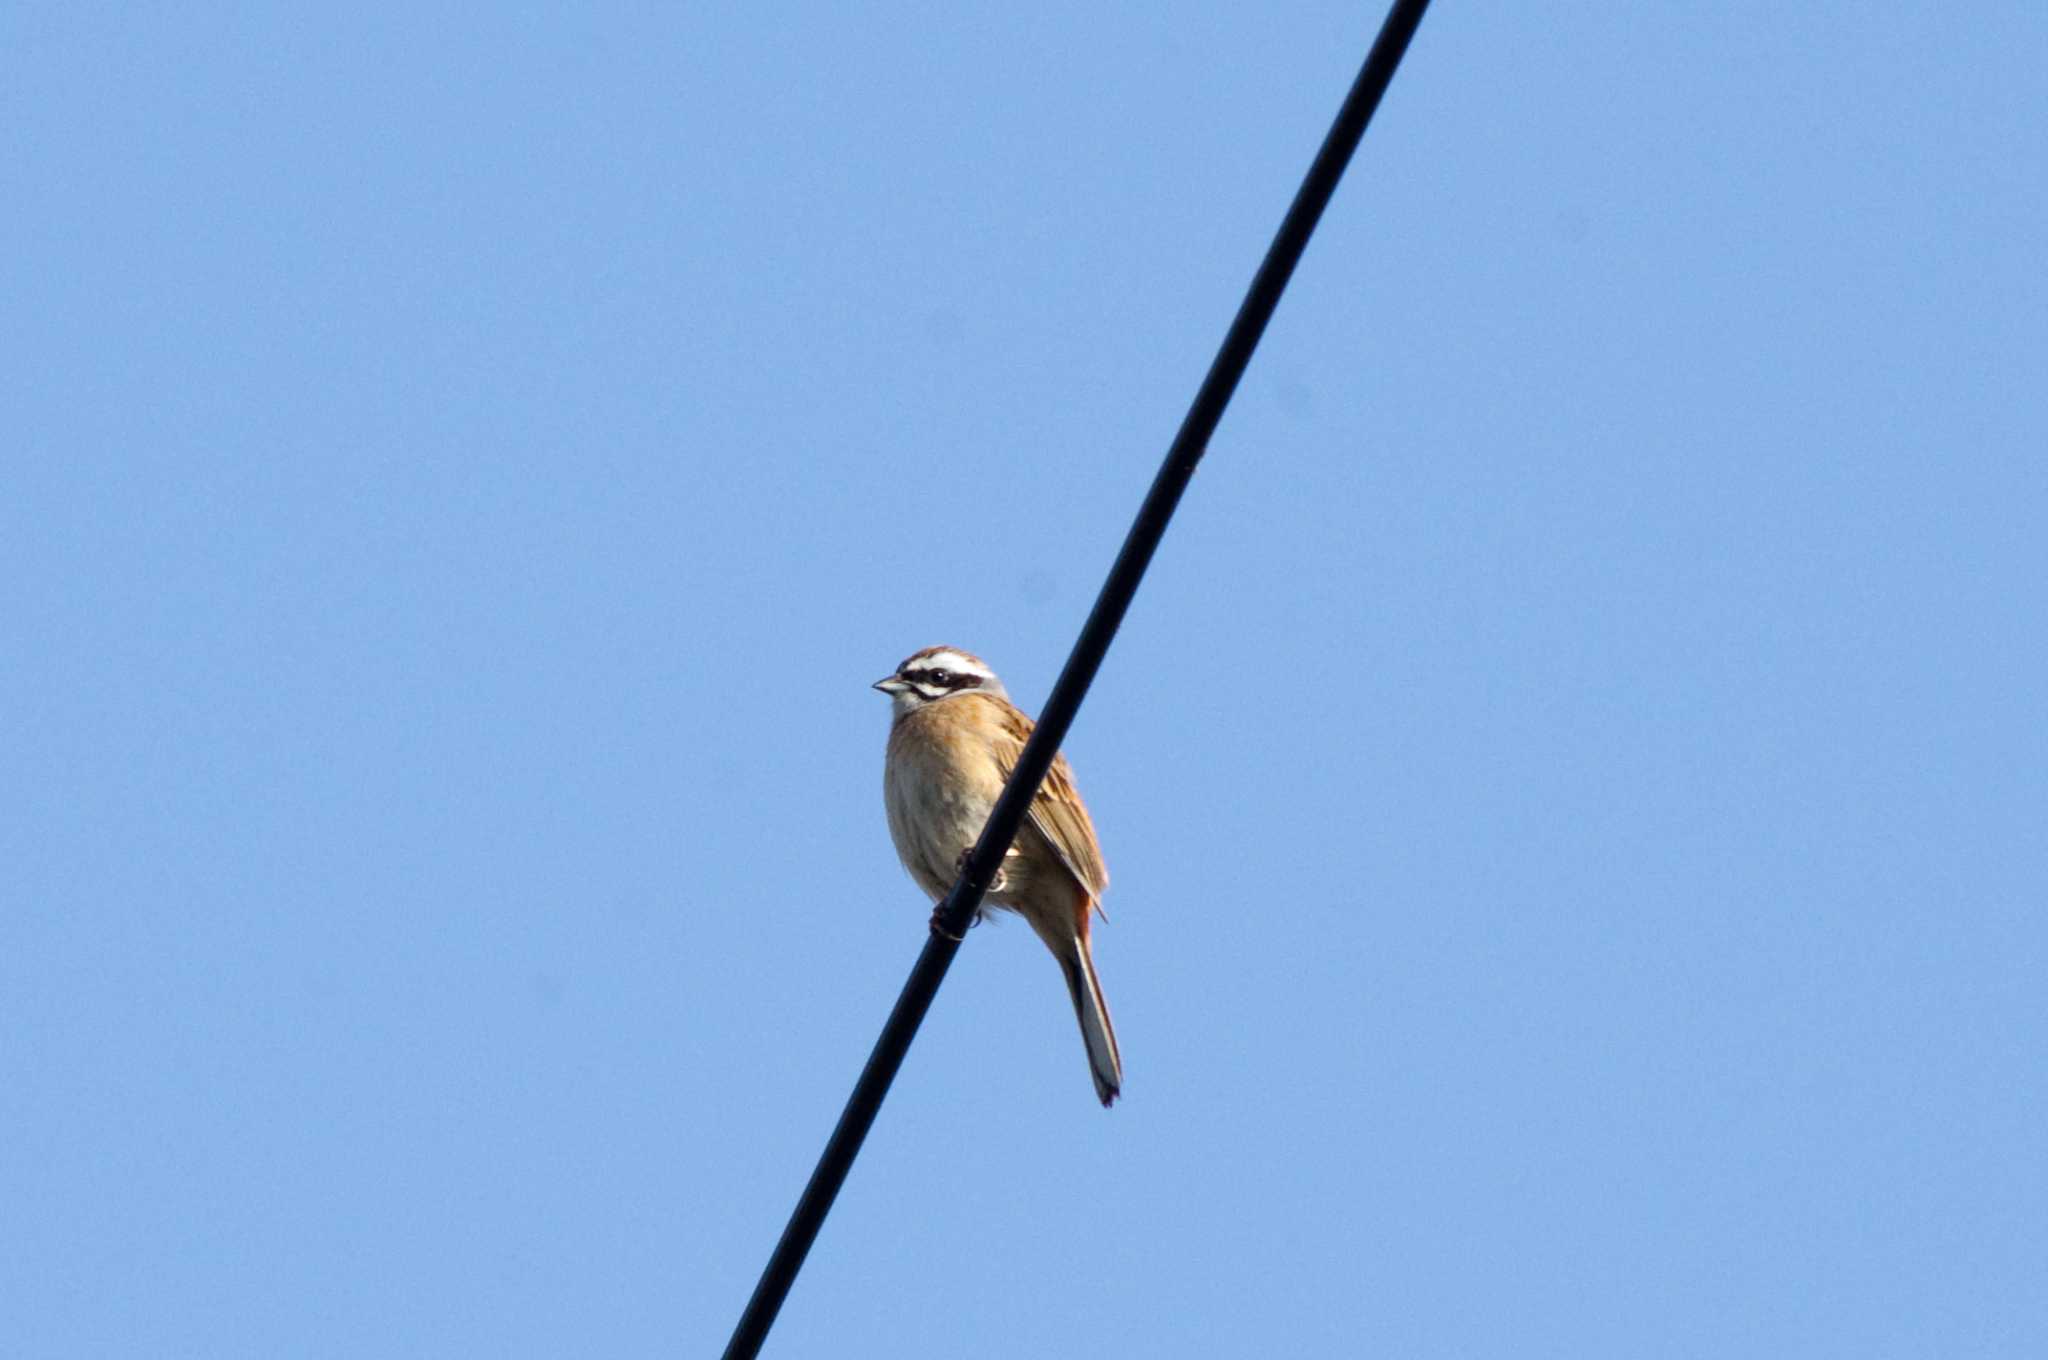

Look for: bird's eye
[928,669,953,685]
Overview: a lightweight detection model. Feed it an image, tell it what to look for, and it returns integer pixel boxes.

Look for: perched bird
[874,646,1122,1107]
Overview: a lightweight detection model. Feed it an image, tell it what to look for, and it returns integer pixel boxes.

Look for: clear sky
[6,5,2044,1356]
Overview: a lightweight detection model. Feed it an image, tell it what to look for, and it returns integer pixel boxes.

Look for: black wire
[722,4,1431,1354]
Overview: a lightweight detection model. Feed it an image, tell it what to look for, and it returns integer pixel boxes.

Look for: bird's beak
[873,676,910,695]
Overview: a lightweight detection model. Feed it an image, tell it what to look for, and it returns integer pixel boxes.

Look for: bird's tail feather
[1056,934,1122,1108]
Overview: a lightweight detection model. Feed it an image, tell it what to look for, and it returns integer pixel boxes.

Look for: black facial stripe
[903,670,983,691]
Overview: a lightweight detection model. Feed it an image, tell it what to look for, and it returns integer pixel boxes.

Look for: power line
[721,4,1432,1354]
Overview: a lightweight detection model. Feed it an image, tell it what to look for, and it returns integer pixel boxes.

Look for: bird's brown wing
[985,697,1110,907]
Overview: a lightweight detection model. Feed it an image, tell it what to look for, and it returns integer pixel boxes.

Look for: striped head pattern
[872,645,1009,714]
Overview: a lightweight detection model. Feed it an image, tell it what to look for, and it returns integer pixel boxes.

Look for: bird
[874,645,1123,1107]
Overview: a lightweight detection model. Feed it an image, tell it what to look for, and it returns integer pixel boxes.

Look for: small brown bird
[874,646,1122,1106]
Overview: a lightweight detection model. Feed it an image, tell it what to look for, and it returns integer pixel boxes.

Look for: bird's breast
[884,701,1009,898]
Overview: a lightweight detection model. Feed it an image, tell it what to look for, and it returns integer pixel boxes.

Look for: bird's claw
[955,845,1011,895]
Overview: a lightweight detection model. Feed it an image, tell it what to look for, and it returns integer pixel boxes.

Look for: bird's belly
[883,764,995,902]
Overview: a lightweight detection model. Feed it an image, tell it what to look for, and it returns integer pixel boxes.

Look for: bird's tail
[1053,930,1123,1108]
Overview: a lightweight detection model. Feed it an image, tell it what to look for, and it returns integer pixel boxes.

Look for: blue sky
[5,5,2044,1356]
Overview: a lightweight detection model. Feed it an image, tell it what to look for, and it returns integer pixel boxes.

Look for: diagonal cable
[723,4,1431,1354]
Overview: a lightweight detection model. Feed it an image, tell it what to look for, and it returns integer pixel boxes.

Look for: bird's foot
[954,846,1011,895]
[956,845,1016,895]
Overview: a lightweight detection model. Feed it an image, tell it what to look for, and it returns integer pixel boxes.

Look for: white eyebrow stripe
[904,650,990,680]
